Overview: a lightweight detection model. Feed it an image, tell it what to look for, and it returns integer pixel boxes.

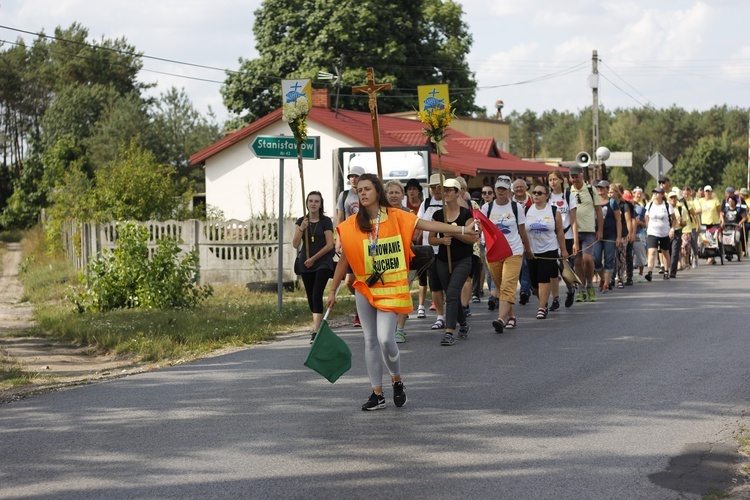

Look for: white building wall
[204,120,362,220]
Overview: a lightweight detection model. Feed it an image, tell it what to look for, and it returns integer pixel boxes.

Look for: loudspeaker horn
[576,151,591,167]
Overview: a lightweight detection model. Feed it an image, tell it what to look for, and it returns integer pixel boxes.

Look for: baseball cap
[569,166,583,176]
[632,186,643,193]
[406,178,421,190]
[443,178,461,190]
[455,176,468,190]
[348,165,365,178]
[495,178,511,190]
[740,188,749,195]
[704,185,712,191]
[658,176,669,183]
[725,186,735,193]
[670,187,681,197]
[667,190,678,198]
[652,187,665,194]
[428,173,445,186]
[594,180,610,188]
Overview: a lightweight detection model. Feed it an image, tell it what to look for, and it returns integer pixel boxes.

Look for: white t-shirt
[646,201,673,238]
[337,189,359,219]
[525,203,559,254]
[417,196,444,252]
[549,191,576,239]
[486,201,526,256]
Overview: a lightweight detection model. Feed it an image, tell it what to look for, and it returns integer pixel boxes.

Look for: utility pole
[591,50,599,180]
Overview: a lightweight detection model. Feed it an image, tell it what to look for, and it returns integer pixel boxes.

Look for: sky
[2,0,749,125]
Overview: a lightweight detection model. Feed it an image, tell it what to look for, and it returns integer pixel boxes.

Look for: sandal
[536,307,548,319]
[492,319,504,334]
[505,317,516,329]
[431,318,446,330]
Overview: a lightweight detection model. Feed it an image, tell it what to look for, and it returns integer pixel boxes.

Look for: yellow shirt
[698,197,721,225]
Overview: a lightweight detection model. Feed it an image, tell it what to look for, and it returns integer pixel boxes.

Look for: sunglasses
[482,191,493,195]
[532,191,547,196]
[576,194,582,204]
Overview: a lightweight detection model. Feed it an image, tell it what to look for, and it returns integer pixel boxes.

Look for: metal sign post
[277,158,284,314]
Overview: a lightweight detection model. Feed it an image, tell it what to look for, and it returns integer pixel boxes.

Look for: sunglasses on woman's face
[482,191,493,195]
[532,191,547,196]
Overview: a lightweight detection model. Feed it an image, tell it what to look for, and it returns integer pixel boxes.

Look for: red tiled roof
[190,107,561,177]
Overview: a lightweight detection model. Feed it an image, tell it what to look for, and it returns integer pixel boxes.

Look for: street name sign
[249,136,320,160]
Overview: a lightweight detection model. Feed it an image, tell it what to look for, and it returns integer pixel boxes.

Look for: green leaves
[73,222,213,312]
[221,0,478,123]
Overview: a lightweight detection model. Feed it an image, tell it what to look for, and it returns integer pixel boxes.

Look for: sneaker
[458,323,471,339]
[658,266,665,274]
[519,292,530,305]
[549,297,560,311]
[353,314,361,327]
[636,275,645,283]
[692,262,698,269]
[361,392,386,411]
[310,331,316,344]
[601,284,609,294]
[417,306,426,319]
[471,295,480,303]
[565,288,576,308]
[492,319,504,334]
[587,286,597,302]
[488,296,498,311]
[645,271,653,282]
[506,316,517,329]
[576,290,587,302]
[616,281,624,289]
[464,305,472,317]
[624,279,634,286]
[394,329,406,343]
[392,381,407,408]
[669,274,677,279]
[440,333,455,346]
[663,273,670,280]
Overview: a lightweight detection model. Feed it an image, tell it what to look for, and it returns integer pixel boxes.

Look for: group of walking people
[293,167,747,411]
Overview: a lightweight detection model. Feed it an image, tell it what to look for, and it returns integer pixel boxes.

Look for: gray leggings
[355,292,400,388]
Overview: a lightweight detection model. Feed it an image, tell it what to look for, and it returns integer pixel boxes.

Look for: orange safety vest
[337,207,417,314]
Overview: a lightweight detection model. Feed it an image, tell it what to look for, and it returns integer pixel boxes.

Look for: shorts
[647,235,670,251]
[486,255,523,304]
[528,250,560,287]
[578,232,596,257]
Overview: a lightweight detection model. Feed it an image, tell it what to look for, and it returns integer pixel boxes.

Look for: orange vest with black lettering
[337,207,417,314]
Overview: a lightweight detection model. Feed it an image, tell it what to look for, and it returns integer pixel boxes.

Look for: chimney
[312,88,331,109]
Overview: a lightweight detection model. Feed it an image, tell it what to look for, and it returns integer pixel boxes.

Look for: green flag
[304,320,352,383]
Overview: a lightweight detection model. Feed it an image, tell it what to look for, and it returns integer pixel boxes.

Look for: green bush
[73,222,212,312]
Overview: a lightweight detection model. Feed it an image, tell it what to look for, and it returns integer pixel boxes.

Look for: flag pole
[297,144,310,260]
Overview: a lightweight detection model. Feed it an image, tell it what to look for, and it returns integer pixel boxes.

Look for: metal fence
[61,219,298,285]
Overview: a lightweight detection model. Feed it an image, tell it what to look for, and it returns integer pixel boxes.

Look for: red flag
[473,208,512,262]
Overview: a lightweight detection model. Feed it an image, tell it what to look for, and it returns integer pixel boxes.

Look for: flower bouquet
[282,96,312,145]
[417,102,456,155]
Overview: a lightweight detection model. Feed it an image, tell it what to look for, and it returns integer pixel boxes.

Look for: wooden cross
[353,67,391,178]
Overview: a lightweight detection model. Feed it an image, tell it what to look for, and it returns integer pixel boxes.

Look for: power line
[599,60,653,108]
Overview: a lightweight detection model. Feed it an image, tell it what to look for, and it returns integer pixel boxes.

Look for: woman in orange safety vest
[327,173,478,411]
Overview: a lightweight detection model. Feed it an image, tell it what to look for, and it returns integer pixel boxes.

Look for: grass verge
[13,227,356,365]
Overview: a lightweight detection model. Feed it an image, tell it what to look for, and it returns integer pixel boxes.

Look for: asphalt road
[1,261,749,499]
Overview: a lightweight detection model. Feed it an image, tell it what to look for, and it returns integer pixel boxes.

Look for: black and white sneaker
[440,333,455,346]
[309,331,316,344]
[361,392,386,411]
[565,288,575,308]
[393,381,407,407]
[645,271,653,282]
[488,296,498,311]
[458,323,470,339]
[549,297,560,311]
